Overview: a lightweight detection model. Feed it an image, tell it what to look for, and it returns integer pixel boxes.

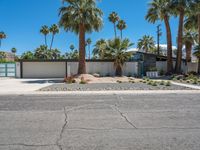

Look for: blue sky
[0,0,179,55]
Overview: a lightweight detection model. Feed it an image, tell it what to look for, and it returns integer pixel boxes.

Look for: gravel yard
[39,82,192,91]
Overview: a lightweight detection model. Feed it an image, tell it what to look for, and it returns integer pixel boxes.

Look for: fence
[156,61,198,73]
[16,60,138,78]
[0,63,16,77]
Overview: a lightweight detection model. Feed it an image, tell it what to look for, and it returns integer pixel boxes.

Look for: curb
[0,90,200,95]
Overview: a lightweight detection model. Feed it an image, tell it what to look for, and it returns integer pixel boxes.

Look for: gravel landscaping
[39,82,192,91]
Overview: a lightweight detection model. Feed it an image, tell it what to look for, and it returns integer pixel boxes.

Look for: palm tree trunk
[185,41,192,64]
[114,23,117,38]
[120,30,123,39]
[88,44,90,59]
[50,34,55,50]
[45,35,47,48]
[164,16,173,74]
[116,65,122,76]
[0,40,1,48]
[198,14,200,44]
[175,10,184,74]
[198,58,200,74]
[78,23,86,74]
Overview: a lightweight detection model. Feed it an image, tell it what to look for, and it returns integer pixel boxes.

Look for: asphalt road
[0,93,200,150]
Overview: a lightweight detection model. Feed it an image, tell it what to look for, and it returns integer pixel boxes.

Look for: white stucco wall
[23,62,66,78]
[156,61,193,73]
[67,62,138,77]
[187,63,198,73]
[123,62,138,76]
[19,61,138,78]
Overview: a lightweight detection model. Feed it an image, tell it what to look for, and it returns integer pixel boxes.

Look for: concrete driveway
[0,78,63,94]
[0,93,200,150]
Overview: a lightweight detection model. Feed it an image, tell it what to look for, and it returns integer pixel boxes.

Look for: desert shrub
[79,77,87,84]
[152,81,157,86]
[160,81,165,85]
[142,80,147,83]
[188,71,198,76]
[64,76,75,84]
[186,80,191,83]
[172,77,177,81]
[147,80,153,85]
[117,80,122,83]
[165,81,171,86]
[192,79,198,85]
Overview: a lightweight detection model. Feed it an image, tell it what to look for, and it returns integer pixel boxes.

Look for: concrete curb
[0,90,200,95]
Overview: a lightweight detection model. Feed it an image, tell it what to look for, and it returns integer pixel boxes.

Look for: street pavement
[0,93,200,150]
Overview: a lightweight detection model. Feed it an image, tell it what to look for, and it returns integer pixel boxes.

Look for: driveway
[0,93,200,150]
[0,78,62,94]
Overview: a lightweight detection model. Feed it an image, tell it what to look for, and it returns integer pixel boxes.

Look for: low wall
[17,60,138,78]
[156,61,198,73]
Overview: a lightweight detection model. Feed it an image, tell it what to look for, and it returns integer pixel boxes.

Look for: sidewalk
[0,78,59,94]
[171,81,200,90]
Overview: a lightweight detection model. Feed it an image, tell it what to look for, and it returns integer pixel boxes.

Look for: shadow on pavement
[21,79,64,84]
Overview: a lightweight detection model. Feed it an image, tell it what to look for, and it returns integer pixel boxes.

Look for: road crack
[111,104,137,129]
[56,107,68,150]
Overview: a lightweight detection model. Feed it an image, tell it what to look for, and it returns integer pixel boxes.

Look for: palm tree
[106,38,133,76]
[40,25,49,47]
[108,12,120,38]
[183,29,197,63]
[193,45,200,74]
[11,47,17,54]
[0,32,6,48]
[117,20,127,39]
[145,0,173,73]
[49,24,59,50]
[93,39,107,59]
[34,45,49,59]
[137,35,156,53]
[70,44,75,51]
[51,49,61,59]
[11,47,17,60]
[21,51,34,60]
[86,38,92,59]
[171,0,192,73]
[0,51,6,60]
[191,0,200,41]
[59,0,103,74]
